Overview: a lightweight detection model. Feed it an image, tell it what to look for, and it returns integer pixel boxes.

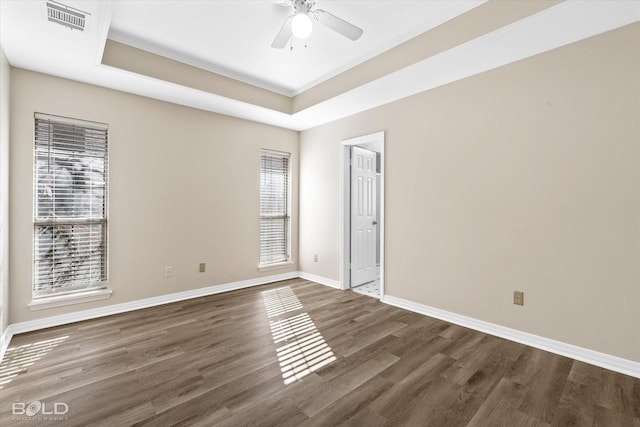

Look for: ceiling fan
[272,0,364,49]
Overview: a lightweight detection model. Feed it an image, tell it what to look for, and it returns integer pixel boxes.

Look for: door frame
[340,131,385,299]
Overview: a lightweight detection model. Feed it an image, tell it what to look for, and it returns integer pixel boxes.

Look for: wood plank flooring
[1,279,638,426]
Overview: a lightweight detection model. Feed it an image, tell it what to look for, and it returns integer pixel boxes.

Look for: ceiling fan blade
[271,15,294,49]
[315,9,363,41]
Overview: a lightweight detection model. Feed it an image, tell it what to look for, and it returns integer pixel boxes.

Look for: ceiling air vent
[46,1,87,31]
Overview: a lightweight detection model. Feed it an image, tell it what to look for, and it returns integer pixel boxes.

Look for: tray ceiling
[108,1,482,96]
[1,1,638,131]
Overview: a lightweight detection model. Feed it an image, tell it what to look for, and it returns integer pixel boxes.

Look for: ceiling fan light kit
[272,0,363,49]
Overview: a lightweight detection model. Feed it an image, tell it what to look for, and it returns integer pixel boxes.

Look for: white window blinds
[33,113,108,298]
[260,150,290,265]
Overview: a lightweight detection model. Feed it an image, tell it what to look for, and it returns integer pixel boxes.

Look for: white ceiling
[1,1,639,131]
[108,1,482,96]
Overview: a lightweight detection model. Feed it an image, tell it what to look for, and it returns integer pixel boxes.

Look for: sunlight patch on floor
[0,335,69,390]
[262,286,304,318]
[262,286,336,385]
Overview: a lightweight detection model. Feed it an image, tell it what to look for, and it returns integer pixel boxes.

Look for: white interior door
[350,146,377,287]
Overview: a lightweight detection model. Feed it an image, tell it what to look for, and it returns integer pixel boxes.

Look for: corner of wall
[0,44,11,359]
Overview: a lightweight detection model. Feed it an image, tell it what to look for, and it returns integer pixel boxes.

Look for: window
[33,113,108,298]
[260,150,290,266]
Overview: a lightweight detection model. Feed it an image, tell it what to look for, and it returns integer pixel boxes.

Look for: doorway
[341,132,384,299]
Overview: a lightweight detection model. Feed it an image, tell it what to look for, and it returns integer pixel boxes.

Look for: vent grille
[46,2,86,31]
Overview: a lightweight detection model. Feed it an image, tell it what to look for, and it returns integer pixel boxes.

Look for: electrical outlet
[513,291,524,306]
[313,254,318,262]
[164,266,173,278]
[199,263,206,273]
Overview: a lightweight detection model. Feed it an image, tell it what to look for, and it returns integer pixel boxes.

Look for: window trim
[28,288,112,311]
[259,149,292,268]
[258,260,295,272]
[32,113,110,303]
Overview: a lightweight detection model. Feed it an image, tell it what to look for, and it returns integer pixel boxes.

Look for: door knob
[373,221,378,225]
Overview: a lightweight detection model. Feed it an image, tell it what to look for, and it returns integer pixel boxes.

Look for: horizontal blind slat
[33,115,109,297]
[260,150,290,264]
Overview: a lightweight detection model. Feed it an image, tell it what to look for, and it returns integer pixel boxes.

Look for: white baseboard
[4,273,637,380]
[8,271,299,336]
[297,271,341,289]
[382,295,640,379]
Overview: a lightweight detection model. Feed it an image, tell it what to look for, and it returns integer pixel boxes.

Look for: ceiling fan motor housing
[293,0,315,14]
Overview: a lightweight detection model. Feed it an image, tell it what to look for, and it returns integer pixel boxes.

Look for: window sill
[258,261,295,272]
[28,288,113,311]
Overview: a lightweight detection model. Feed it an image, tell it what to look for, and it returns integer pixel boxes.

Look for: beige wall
[102,40,292,114]
[293,0,561,113]
[299,24,640,362]
[0,46,10,349]
[9,69,299,324]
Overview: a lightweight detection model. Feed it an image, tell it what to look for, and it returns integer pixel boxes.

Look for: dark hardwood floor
[1,279,638,426]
